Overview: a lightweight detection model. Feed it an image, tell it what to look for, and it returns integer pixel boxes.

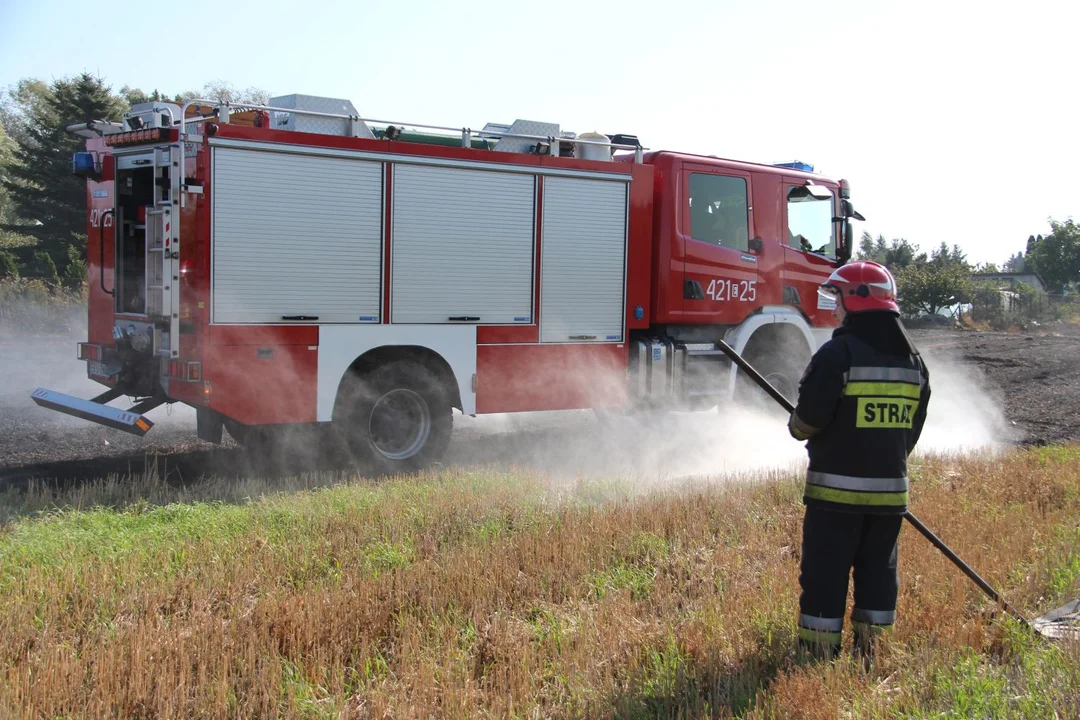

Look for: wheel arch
[332,345,464,420]
[317,325,477,422]
[741,323,813,363]
[723,308,819,397]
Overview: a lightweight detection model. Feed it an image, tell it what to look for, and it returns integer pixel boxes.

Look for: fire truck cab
[35,94,863,473]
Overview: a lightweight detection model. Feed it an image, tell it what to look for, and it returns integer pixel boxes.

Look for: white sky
[1,0,1076,266]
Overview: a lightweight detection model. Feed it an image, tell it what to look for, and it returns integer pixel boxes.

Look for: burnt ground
[911,322,1080,447]
[1,324,1078,489]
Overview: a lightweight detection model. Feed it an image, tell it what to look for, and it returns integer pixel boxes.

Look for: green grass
[587,562,656,601]
[0,471,546,574]
[0,501,256,586]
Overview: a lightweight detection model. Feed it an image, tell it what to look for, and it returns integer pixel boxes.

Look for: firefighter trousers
[797,505,903,659]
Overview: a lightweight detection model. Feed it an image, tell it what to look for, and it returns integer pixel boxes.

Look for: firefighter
[787,260,931,663]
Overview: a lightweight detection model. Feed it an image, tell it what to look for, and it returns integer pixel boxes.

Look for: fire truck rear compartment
[116,165,156,315]
[28,148,173,435]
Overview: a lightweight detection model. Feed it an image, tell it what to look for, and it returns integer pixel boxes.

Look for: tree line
[1,71,1077,316]
[855,221,1079,322]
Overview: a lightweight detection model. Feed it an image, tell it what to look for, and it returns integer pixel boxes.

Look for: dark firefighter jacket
[789,321,931,514]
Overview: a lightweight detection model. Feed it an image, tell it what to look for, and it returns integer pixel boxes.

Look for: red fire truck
[34,94,863,472]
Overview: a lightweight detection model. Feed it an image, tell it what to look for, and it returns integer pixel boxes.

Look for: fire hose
[713,338,1038,634]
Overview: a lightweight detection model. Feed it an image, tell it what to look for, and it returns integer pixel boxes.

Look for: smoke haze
[444,343,1013,489]
[1,305,1014,489]
[910,345,1013,455]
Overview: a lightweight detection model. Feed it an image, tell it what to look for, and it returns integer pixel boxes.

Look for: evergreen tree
[1,73,126,282]
[1024,220,1080,294]
[1004,251,1026,272]
[0,79,50,149]
[0,250,17,278]
[0,120,35,260]
[895,244,973,318]
[856,231,920,271]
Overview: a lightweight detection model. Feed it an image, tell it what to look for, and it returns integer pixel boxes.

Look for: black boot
[797,636,840,663]
[852,624,886,671]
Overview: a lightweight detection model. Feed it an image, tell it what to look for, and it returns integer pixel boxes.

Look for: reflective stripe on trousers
[852,608,896,625]
[798,613,843,646]
[852,608,895,639]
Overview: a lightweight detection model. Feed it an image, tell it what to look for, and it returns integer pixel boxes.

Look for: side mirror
[841,199,865,222]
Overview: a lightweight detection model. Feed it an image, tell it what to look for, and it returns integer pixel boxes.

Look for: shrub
[0,277,87,337]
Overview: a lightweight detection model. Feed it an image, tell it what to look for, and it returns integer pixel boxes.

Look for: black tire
[334,360,453,474]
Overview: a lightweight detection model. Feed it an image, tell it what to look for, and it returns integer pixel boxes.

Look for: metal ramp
[31,388,161,436]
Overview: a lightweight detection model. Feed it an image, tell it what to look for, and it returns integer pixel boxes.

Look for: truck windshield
[787,186,836,258]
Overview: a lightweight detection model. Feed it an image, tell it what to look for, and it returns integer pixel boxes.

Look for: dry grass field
[1,446,1078,718]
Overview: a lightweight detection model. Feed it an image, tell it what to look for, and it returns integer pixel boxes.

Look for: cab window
[688,173,749,252]
[787,185,836,257]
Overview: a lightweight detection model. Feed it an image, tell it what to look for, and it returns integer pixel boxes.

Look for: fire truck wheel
[737,350,803,413]
[337,360,453,473]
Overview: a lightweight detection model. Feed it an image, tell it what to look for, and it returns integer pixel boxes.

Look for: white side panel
[540,177,628,343]
[317,325,477,420]
[391,165,534,324]
[211,147,383,324]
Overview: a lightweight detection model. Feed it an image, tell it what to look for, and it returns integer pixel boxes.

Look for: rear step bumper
[30,388,160,436]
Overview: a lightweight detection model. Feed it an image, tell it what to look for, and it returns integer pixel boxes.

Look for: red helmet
[820,261,900,314]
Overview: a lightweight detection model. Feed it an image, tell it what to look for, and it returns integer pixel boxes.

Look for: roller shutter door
[391,164,535,324]
[540,176,628,343]
[211,147,383,324]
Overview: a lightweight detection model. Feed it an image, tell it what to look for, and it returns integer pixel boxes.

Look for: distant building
[970,271,1046,293]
